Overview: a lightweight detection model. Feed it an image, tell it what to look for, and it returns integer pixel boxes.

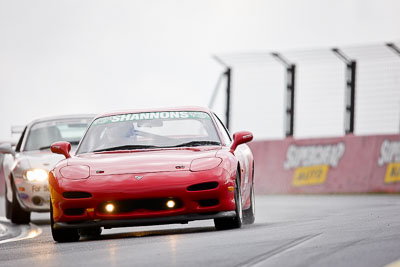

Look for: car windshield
[77,111,221,154]
[24,118,92,151]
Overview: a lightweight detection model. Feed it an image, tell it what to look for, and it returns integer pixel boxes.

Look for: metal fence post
[225,68,232,130]
[332,48,357,134]
[211,56,232,130]
[271,53,296,137]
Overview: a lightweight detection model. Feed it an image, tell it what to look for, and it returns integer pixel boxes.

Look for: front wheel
[50,199,80,242]
[214,172,243,230]
[10,181,30,224]
[5,182,12,220]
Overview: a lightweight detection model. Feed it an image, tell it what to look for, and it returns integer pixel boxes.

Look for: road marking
[0,217,42,244]
[385,259,400,267]
[0,222,7,236]
[237,233,321,267]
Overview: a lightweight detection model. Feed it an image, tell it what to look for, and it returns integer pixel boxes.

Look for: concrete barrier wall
[249,134,400,194]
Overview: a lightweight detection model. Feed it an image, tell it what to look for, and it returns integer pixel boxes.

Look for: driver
[104,121,136,147]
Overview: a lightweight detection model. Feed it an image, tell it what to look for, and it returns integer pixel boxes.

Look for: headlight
[190,157,222,172]
[60,165,90,179]
[26,169,48,182]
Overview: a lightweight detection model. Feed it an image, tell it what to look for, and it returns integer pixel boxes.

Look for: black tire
[5,182,12,220]
[50,199,80,243]
[214,171,243,230]
[243,182,255,224]
[10,181,31,224]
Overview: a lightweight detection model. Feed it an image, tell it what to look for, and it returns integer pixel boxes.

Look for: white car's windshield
[24,118,92,151]
[77,111,221,154]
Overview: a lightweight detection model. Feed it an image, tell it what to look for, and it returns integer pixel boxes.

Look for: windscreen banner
[248,134,400,194]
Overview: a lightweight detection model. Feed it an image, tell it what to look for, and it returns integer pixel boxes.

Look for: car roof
[94,106,212,119]
[27,114,95,126]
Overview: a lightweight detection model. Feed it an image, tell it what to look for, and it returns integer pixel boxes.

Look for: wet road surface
[1,195,400,267]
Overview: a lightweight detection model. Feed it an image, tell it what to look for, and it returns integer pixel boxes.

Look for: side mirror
[230,131,253,153]
[0,143,15,156]
[51,141,71,159]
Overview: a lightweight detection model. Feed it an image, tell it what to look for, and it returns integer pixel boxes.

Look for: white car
[0,115,93,224]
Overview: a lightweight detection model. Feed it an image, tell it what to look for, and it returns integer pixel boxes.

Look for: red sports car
[49,107,255,242]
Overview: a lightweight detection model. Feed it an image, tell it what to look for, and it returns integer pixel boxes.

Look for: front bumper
[14,177,50,212]
[50,167,237,228]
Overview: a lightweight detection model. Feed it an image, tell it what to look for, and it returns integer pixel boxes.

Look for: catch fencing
[211,42,400,193]
[211,42,400,139]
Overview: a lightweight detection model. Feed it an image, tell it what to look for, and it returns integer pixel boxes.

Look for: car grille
[99,198,183,214]
[64,208,85,216]
[198,199,219,207]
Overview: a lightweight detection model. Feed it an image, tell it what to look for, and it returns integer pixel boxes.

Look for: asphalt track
[0,195,400,267]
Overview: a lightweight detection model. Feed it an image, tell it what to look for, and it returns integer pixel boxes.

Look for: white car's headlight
[26,169,48,182]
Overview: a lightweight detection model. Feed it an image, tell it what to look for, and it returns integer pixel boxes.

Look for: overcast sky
[0,0,399,141]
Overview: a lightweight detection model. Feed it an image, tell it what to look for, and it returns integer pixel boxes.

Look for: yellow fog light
[227,186,234,192]
[166,200,175,208]
[105,203,115,213]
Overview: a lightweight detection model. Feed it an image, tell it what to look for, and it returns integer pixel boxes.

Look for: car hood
[68,147,221,175]
[18,150,66,171]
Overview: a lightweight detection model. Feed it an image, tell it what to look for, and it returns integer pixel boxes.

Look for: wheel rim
[235,178,243,222]
[250,184,255,216]
[5,182,9,203]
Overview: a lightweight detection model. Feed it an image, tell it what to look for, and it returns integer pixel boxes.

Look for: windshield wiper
[172,141,221,148]
[93,145,159,152]
[39,145,52,150]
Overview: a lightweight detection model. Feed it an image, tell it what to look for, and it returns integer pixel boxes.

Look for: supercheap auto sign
[378,140,400,183]
[284,143,345,186]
